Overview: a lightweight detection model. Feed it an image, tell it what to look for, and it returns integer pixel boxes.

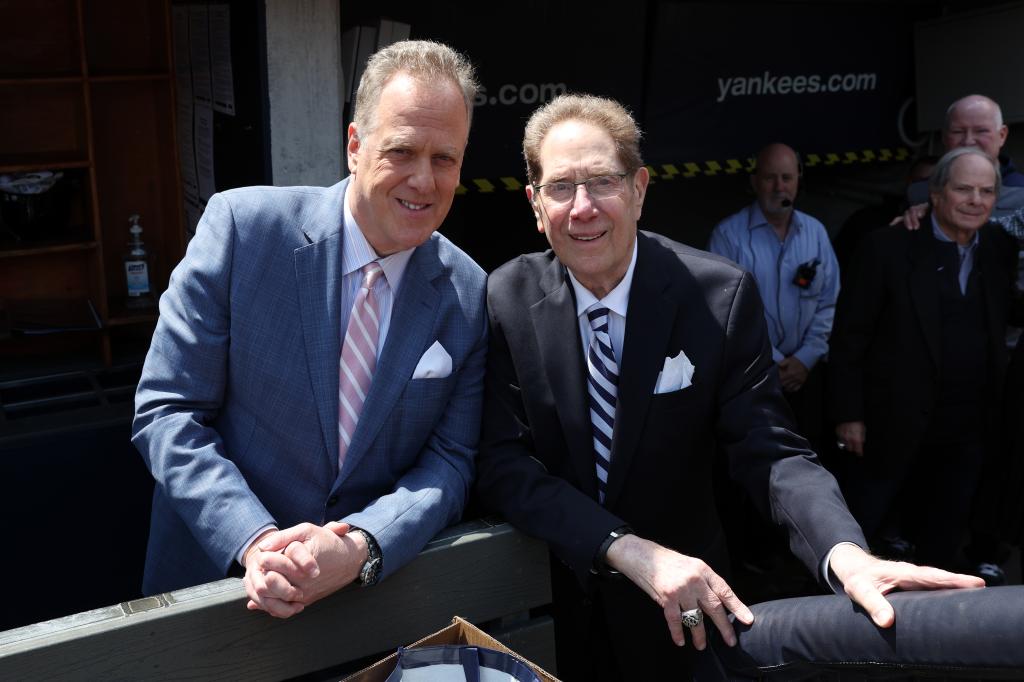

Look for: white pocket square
[654,350,695,394]
[412,340,453,379]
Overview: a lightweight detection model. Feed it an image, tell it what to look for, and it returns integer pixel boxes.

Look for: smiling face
[345,72,468,256]
[751,144,799,218]
[942,97,1008,161]
[526,119,648,299]
[930,153,997,240]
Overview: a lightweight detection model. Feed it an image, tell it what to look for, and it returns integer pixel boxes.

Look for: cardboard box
[344,616,559,682]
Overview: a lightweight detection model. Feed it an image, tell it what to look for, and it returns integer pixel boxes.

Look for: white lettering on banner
[716,71,878,103]
[474,82,568,107]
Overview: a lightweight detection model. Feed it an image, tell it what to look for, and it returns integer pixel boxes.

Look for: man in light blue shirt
[708,143,839,400]
[708,143,840,577]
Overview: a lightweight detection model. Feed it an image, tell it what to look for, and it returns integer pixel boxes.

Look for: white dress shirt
[339,192,415,356]
[567,239,638,367]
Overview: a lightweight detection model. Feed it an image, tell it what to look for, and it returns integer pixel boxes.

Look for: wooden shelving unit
[0,0,184,373]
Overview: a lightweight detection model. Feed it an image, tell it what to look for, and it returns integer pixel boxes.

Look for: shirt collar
[930,213,979,250]
[343,185,414,291]
[568,238,638,319]
[748,201,801,233]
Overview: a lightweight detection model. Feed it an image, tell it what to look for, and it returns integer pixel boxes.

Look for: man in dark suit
[830,147,1018,574]
[475,94,982,680]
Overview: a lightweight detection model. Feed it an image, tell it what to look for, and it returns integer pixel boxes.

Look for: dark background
[339,0,951,272]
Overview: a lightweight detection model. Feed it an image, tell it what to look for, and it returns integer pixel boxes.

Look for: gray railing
[0,519,554,681]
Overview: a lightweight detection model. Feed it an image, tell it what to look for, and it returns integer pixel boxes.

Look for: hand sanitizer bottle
[124,213,153,308]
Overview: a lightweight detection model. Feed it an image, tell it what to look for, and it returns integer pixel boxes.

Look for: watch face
[361,557,382,586]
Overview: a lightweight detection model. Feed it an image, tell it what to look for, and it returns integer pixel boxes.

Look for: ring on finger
[680,607,703,628]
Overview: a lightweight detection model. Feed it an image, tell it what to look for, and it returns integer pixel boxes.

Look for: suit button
[327,495,339,507]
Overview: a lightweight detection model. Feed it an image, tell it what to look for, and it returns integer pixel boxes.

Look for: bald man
[709,144,840,575]
[709,143,839,434]
[907,94,1024,211]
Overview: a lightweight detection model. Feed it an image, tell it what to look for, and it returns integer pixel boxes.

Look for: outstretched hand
[605,534,754,650]
[828,543,985,628]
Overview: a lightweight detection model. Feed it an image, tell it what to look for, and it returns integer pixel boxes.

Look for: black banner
[643,2,917,165]
[414,3,647,179]
[342,1,647,179]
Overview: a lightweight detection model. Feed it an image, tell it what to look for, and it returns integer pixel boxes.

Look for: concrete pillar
[264,0,343,187]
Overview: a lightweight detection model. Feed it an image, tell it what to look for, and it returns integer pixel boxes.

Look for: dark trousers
[550,562,717,681]
[783,360,827,456]
[844,428,986,569]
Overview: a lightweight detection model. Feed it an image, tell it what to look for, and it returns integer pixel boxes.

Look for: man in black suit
[475,94,982,680]
[830,147,1017,573]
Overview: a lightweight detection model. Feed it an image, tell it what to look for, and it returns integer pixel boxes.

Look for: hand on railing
[242,521,363,618]
[828,543,985,628]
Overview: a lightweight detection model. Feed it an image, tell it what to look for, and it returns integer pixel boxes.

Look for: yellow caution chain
[456,147,911,193]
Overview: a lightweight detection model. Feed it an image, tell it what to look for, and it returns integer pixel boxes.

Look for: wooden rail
[0,519,554,681]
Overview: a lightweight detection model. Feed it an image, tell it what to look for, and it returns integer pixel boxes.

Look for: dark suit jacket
[476,231,864,676]
[1006,337,1024,545]
[828,220,1016,475]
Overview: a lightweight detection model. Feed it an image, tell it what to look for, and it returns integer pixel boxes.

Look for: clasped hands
[605,535,983,651]
[778,356,809,393]
[242,521,367,618]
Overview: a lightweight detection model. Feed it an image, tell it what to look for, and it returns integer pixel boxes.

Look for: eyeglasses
[533,172,630,204]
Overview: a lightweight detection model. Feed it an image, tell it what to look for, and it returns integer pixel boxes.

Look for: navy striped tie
[586,305,618,504]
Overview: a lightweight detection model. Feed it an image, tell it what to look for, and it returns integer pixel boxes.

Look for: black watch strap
[349,527,382,587]
[593,525,633,577]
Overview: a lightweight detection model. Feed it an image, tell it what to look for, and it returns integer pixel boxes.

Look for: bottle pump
[124,213,153,308]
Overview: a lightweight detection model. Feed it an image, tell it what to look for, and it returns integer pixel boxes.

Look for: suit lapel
[335,237,442,486]
[978,226,1009,373]
[294,181,348,475]
[530,257,597,498]
[908,228,942,368]
[605,234,677,507]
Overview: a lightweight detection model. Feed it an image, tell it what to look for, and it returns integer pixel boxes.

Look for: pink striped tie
[338,262,384,470]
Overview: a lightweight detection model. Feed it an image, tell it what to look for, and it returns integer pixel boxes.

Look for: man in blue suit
[133,40,487,618]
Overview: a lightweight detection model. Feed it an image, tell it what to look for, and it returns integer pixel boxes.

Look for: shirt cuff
[821,541,862,593]
[236,524,278,566]
[793,347,821,371]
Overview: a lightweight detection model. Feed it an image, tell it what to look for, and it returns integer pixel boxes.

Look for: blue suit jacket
[133,178,487,594]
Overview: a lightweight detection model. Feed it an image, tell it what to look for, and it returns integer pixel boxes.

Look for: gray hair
[929,146,1002,195]
[943,94,1004,131]
[522,94,644,185]
[352,40,479,135]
